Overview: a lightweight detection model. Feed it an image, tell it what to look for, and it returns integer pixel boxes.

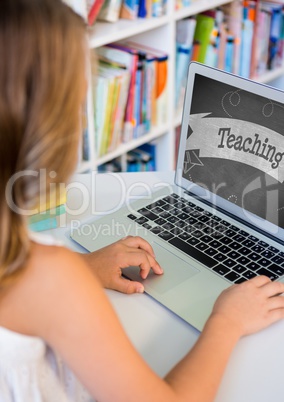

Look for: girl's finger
[121,236,156,258]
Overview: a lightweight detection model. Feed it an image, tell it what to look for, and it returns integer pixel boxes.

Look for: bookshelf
[74,0,284,173]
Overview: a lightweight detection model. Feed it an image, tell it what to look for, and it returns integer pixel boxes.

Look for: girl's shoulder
[0,234,92,338]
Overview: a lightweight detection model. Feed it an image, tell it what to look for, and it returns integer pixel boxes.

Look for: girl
[1,1,284,401]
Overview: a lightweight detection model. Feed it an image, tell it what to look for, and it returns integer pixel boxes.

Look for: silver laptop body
[71,62,284,331]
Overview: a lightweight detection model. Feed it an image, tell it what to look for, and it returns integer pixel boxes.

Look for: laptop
[71,62,284,331]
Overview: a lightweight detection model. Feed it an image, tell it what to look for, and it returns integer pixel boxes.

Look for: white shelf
[77,160,92,173]
[89,15,170,49]
[174,0,232,20]
[253,66,284,84]
[95,123,169,166]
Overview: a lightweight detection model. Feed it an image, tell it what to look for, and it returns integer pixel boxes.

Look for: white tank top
[0,232,94,402]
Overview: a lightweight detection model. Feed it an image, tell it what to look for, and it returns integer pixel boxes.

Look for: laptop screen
[176,63,284,242]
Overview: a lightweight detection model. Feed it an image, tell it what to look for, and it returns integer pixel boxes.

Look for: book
[87,0,105,25]
[95,45,138,142]
[124,41,168,127]
[98,0,123,22]
[120,0,139,19]
[175,17,196,109]
[239,1,255,78]
[223,0,243,75]
[138,0,147,17]
[29,200,66,232]
[193,13,216,63]
[138,142,156,171]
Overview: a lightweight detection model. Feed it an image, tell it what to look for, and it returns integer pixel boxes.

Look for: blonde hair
[0,0,87,287]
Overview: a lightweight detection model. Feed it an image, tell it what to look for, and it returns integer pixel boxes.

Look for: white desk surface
[47,171,284,402]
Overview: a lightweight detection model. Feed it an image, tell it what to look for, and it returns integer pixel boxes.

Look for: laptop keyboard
[127,193,284,284]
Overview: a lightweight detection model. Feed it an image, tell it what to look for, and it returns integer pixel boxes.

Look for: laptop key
[135,216,148,225]
[162,222,175,231]
[198,215,210,223]
[142,223,152,230]
[238,247,251,256]
[224,229,236,237]
[127,214,138,220]
[228,241,242,250]
[150,226,164,235]
[243,270,257,279]
[200,235,212,243]
[227,250,241,259]
[218,245,231,254]
[247,262,261,271]
[235,277,247,284]
[225,271,241,282]
[259,240,269,248]
[237,256,250,265]
[261,250,275,259]
[209,239,222,248]
[138,208,159,221]
[242,239,256,248]
[232,234,246,243]
[271,255,284,265]
[247,252,261,261]
[239,230,249,237]
[178,232,191,241]
[196,242,209,252]
[168,237,217,268]
[214,253,227,262]
[205,247,218,257]
[268,245,280,253]
[151,207,164,214]
[158,231,174,241]
[167,216,180,224]
[266,264,284,277]
[251,244,265,253]
[170,227,183,236]
[213,265,230,276]
[257,268,279,281]
[177,212,190,220]
[187,237,200,246]
[160,211,171,219]
[220,237,233,246]
[233,264,246,274]
[257,258,271,267]
[155,218,167,226]
[162,204,174,211]
[222,258,237,268]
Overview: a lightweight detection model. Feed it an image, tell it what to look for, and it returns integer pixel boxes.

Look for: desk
[47,171,284,402]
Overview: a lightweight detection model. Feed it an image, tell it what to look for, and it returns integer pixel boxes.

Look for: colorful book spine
[239,1,255,78]
[175,17,196,108]
[193,13,215,64]
[120,0,139,19]
[95,45,138,142]
[29,203,66,232]
[87,0,105,25]
[98,0,123,22]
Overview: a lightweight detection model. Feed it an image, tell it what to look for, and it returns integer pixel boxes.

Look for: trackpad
[123,241,199,294]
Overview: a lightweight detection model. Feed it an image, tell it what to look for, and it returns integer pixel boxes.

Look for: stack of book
[87,0,168,24]
[175,0,191,11]
[28,188,66,232]
[97,142,157,172]
[175,0,284,111]
[93,43,168,158]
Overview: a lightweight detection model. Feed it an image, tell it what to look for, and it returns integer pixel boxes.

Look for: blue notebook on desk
[71,62,284,331]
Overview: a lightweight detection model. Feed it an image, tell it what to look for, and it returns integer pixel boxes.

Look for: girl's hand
[211,275,284,337]
[80,236,163,294]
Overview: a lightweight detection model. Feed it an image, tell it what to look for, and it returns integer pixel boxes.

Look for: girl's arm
[24,246,284,402]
